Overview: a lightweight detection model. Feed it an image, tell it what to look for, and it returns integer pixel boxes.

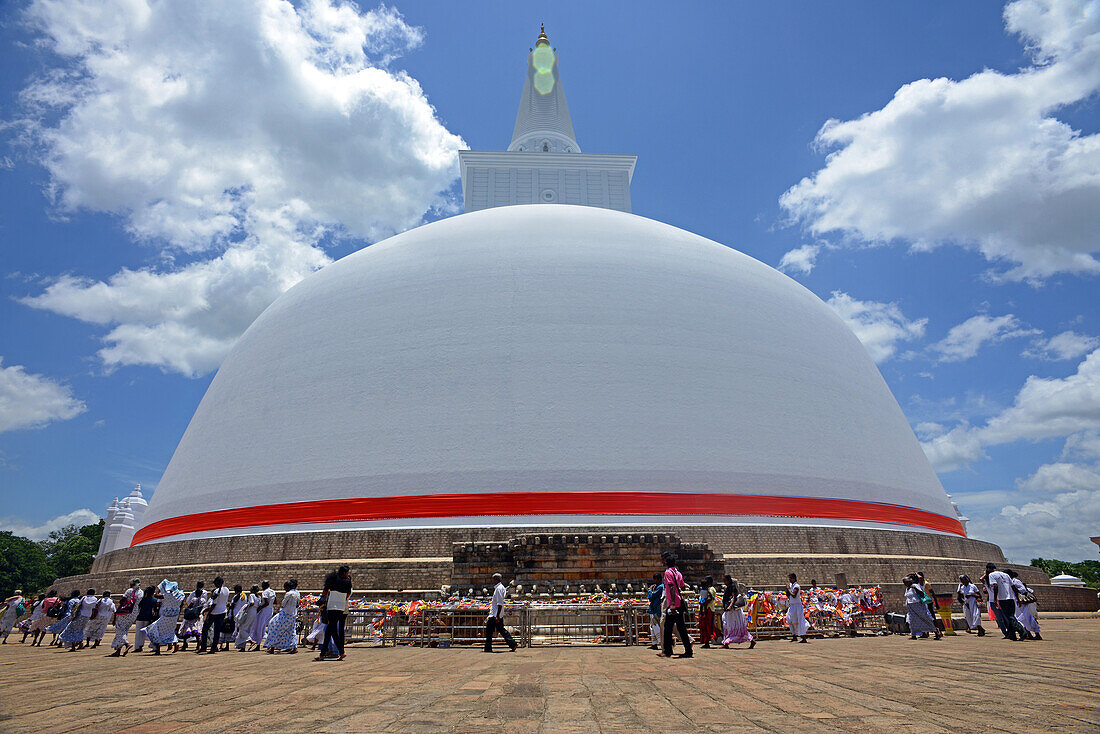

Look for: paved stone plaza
[1,617,1097,733]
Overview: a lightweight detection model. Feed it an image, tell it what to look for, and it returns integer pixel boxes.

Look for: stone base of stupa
[52,524,1098,611]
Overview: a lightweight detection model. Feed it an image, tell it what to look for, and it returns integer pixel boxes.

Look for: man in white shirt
[198,576,231,654]
[483,573,517,653]
[985,563,1023,641]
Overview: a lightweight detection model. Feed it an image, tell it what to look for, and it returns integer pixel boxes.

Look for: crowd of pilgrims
[0,577,313,656]
[0,559,1044,654]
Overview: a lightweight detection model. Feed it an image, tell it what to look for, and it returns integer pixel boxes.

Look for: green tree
[36,519,105,581]
[1030,558,1100,587]
[0,531,53,597]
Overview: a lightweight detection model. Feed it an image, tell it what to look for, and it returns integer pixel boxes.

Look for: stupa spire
[509,25,579,153]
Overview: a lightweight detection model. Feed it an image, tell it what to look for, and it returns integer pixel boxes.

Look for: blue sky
[1,1,1098,562]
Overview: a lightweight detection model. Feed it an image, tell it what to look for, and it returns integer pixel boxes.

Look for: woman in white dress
[235,585,259,651]
[145,580,184,654]
[84,591,115,647]
[1007,570,1042,640]
[60,589,97,650]
[250,580,276,650]
[110,580,143,656]
[264,579,300,653]
[0,590,25,642]
[786,573,809,643]
[955,575,985,636]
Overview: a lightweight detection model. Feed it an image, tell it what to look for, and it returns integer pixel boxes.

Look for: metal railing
[294,602,886,648]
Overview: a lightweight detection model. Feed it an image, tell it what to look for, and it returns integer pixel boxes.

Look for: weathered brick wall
[65,524,1069,606]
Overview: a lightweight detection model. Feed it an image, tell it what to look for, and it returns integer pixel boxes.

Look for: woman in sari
[60,589,97,650]
[45,590,79,645]
[264,579,300,654]
[956,575,985,636]
[904,575,941,640]
[0,590,24,642]
[1007,570,1042,640]
[235,585,259,651]
[786,573,809,643]
[145,580,185,655]
[110,579,144,656]
[721,576,755,649]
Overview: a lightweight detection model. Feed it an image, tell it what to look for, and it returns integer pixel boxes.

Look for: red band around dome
[131,491,966,545]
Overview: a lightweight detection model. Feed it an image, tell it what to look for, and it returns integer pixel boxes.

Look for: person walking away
[786,574,809,643]
[250,580,276,650]
[917,572,944,633]
[85,591,115,648]
[265,579,300,654]
[60,589,97,651]
[1006,570,1042,640]
[198,576,230,654]
[986,564,1024,641]
[145,580,184,655]
[109,580,143,656]
[697,576,719,648]
[981,570,1011,638]
[45,590,79,646]
[318,566,351,661]
[646,573,663,650]
[132,586,157,652]
[235,585,260,652]
[721,576,755,649]
[178,581,206,650]
[903,575,941,640]
[659,553,693,658]
[220,585,244,651]
[20,594,46,644]
[956,575,985,636]
[0,590,25,643]
[484,573,517,653]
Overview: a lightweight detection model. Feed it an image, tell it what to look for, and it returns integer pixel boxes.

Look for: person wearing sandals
[956,575,985,636]
[109,579,143,656]
[235,585,260,651]
[786,574,809,643]
[264,579,300,654]
[721,576,755,649]
[250,580,276,650]
[145,580,184,654]
[904,575,941,640]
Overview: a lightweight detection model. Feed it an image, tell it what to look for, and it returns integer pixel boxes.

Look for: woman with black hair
[264,579,300,653]
[132,585,158,653]
[721,576,755,649]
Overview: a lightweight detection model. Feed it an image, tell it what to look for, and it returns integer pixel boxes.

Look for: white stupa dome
[134,205,962,546]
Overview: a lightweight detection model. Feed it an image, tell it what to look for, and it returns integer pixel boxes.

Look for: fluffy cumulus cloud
[1023,330,1100,360]
[825,291,927,363]
[966,459,1100,560]
[0,509,100,541]
[777,244,821,275]
[780,0,1100,282]
[0,358,86,432]
[921,347,1100,471]
[15,0,465,376]
[930,314,1038,363]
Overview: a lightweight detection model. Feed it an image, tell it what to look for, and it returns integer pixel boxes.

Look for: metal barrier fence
[294,603,886,648]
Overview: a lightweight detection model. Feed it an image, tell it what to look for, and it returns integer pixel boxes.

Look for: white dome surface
[135,205,961,545]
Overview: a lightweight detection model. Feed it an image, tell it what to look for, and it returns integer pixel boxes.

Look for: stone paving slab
[1,618,1097,733]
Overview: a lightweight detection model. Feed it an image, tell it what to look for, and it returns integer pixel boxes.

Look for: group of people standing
[647,553,757,658]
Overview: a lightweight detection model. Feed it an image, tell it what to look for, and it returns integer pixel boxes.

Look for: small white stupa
[1050,573,1085,587]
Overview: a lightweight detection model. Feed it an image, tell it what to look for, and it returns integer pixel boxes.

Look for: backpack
[117,591,135,616]
[47,601,65,618]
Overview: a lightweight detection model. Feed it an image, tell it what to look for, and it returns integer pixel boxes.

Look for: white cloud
[921,347,1100,471]
[0,358,86,432]
[0,509,100,541]
[777,244,821,275]
[931,314,1037,363]
[966,459,1100,561]
[780,0,1100,282]
[15,0,465,375]
[825,291,927,363]
[1023,330,1100,360]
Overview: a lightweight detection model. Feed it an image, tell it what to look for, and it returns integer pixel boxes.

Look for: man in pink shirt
[658,552,693,658]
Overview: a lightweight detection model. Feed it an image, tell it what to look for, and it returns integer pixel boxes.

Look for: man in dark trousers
[317,566,351,660]
[483,573,517,652]
[659,552,693,658]
[198,576,230,654]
